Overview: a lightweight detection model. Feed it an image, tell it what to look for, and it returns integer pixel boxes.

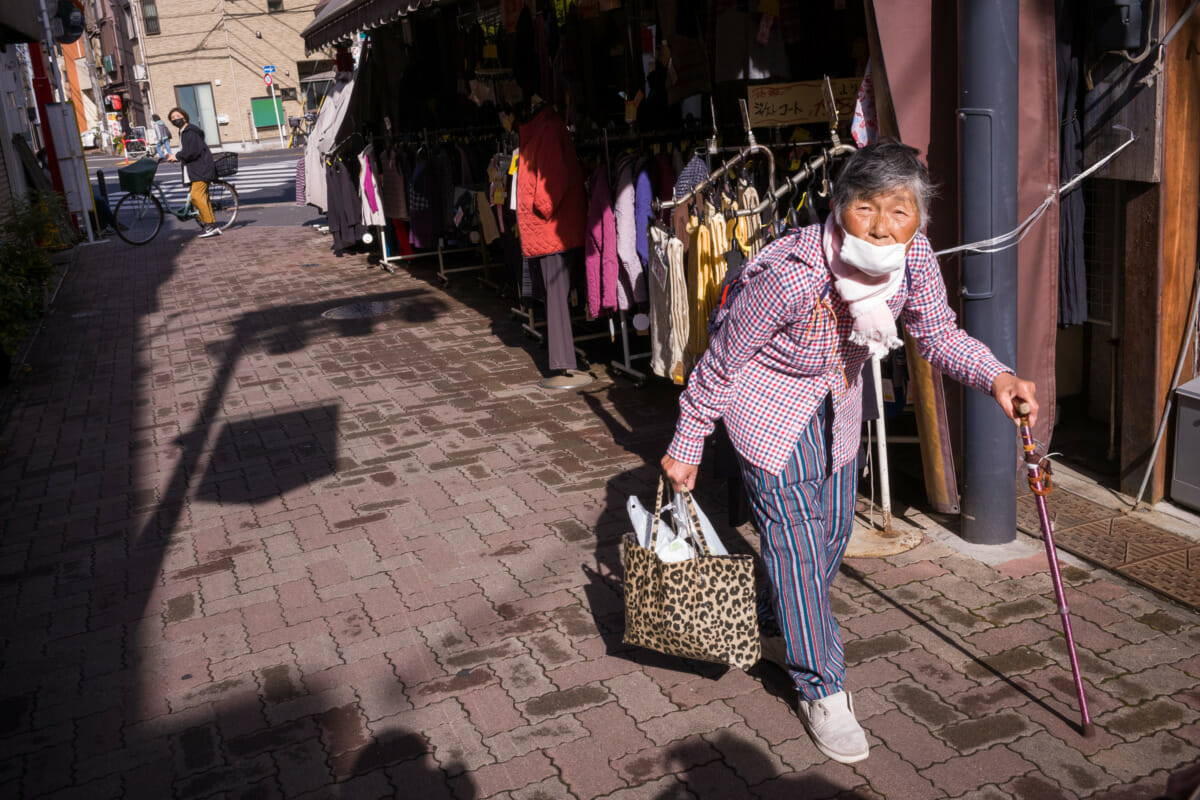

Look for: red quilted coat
[517,106,587,258]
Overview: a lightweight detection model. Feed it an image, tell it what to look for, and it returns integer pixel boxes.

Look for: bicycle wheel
[113,192,163,245]
[208,180,239,231]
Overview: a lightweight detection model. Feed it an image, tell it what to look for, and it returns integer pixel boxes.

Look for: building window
[142,1,160,35]
[267,0,283,11]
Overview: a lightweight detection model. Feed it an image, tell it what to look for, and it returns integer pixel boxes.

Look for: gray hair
[831,141,937,229]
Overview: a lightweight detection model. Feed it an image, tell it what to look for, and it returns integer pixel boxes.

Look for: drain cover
[1018,492,1200,610]
[321,301,401,319]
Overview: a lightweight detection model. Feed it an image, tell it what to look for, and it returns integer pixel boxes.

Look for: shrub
[0,193,63,356]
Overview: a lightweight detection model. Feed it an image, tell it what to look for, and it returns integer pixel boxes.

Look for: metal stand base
[845,515,923,558]
[539,370,593,390]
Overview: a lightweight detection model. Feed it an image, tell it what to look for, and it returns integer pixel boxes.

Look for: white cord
[934,128,1136,258]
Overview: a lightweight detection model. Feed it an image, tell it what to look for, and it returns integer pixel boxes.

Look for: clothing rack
[323,130,363,157]
[733,144,857,218]
[375,124,501,286]
[515,302,646,382]
[610,309,650,384]
[381,232,492,285]
[651,141,777,214]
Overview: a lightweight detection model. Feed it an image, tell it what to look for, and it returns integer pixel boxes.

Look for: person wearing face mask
[164,107,220,238]
[660,141,1037,765]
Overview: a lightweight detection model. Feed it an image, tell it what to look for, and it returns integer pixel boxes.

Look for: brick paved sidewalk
[1,224,1197,799]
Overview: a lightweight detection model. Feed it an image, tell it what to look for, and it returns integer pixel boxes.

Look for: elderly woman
[661,141,1037,764]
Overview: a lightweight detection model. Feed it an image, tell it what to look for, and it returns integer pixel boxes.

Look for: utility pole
[959,0,1020,545]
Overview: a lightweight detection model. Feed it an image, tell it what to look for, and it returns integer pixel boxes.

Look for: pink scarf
[822,216,904,358]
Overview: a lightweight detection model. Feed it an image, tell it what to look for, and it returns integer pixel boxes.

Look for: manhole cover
[321,301,401,320]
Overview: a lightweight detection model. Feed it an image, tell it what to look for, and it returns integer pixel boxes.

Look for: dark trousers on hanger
[535,250,577,372]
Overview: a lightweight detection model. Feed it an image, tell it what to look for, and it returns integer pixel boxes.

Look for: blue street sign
[263,65,276,73]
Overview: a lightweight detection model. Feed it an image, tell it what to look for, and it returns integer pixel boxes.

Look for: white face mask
[839,229,915,277]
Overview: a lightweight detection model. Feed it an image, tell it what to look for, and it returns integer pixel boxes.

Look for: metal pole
[870,355,893,531]
[270,81,284,147]
[959,0,1020,544]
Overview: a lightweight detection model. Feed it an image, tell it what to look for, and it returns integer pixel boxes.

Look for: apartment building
[135,0,332,147]
[92,0,151,130]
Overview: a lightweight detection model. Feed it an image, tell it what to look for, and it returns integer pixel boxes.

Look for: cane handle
[1016,401,1032,417]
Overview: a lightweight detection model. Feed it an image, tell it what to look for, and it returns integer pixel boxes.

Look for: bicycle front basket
[117,157,159,195]
[213,152,238,177]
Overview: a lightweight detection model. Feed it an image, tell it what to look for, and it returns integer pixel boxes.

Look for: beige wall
[140,0,324,146]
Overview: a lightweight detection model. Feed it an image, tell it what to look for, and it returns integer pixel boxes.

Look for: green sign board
[251,97,285,128]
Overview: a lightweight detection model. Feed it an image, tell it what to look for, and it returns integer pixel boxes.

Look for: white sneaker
[797,690,870,763]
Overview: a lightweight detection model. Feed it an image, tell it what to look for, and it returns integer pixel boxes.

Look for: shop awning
[302,0,444,53]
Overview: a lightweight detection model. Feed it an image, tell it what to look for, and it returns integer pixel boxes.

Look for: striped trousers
[737,395,858,701]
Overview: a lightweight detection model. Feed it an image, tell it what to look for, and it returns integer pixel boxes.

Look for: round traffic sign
[263,74,273,86]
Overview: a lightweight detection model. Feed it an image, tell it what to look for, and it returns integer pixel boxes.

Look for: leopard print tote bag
[622,477,761,670]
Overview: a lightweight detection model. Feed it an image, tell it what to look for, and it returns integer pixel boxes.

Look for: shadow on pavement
[194,405,341,505]
[841,564,1084,733]
[334,725,476,798]
[0,226,455,795]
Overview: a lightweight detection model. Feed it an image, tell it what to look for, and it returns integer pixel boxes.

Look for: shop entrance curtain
[870,0,1059,474]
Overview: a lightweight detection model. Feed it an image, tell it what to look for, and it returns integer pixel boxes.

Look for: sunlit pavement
[1,221,1197,799]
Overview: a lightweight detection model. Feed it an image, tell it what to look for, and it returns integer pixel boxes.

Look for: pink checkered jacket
[667,223,1011,475]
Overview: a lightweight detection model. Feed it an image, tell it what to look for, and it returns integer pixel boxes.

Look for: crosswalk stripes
[105,159,298,206]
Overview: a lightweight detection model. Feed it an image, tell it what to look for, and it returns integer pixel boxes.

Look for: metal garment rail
[380,232,493,285]
[732,144,858,218]
[514,298,648,383]
[651,142,777,214]
[373,124,509,284]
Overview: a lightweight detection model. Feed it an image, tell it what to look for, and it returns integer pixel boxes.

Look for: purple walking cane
[1017,401,1095,737]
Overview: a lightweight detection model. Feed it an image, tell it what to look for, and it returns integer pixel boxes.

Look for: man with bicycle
[165,107,220,239]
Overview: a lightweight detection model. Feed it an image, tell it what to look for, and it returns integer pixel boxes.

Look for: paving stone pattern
[1016,493,1200,611]
[1,225,1198,799]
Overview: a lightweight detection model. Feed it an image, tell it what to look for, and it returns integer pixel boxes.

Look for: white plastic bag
[626,489,728,563]
[670,491,729,556]
[627,495,695,562]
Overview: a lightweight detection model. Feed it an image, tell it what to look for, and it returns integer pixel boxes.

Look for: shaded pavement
[1,222,1198,799]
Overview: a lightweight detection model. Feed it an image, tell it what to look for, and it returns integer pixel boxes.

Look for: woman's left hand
[992,372,1038,426]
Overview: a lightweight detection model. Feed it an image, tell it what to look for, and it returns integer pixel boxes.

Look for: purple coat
[585,166,619,317]
[635,166,654,291]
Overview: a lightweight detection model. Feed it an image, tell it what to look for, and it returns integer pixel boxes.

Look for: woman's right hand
[661,454,699,493]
